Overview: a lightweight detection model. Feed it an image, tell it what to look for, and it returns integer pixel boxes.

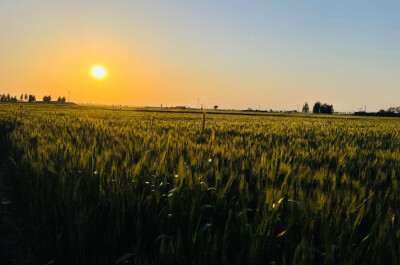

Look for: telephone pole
[196,98,201,109]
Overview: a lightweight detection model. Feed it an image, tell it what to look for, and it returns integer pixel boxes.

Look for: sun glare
[92,66,106,79]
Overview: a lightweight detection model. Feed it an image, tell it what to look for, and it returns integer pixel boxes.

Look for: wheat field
[0,104,399,265]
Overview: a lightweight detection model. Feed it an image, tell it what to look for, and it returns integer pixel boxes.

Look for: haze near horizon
[1,0,399,111]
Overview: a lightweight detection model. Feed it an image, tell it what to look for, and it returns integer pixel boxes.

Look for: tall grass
[0,104,399,264]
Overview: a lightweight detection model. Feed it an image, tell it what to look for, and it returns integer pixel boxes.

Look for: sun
[91,66,106,79]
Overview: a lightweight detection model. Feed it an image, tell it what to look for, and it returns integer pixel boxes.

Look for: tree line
[0,94,397,116]
[303,102,400,116]
[355,106,400,117]
[0,93,66,103]
[302,101,334,114]
[1,93,36,103]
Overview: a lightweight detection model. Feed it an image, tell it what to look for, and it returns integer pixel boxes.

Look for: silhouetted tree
[313,101,321,114]
[321,104,334,114]
[43,95,51,103]
[57,96,66,103]
[375,109,397,117]
[20,94,23,101]
[302,102,309,113]
[28,95,36,103]
[214,105,218,110]
[313,101,333,114]
[24,94,28,101]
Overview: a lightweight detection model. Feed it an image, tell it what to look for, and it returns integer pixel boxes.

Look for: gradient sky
[1,0,399,111]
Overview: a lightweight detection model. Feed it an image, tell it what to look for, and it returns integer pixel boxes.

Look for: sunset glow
[92,66,106,79]
[1,1,400,110]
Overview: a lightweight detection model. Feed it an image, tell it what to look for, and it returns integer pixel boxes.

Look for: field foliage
[0,104,400,264]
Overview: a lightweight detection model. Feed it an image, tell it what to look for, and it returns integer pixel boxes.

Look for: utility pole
[196,98,201,109]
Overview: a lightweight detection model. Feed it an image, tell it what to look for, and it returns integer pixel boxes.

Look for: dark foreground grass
[0,104,399,264]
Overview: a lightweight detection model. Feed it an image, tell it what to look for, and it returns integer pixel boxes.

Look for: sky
[0,0,399,111]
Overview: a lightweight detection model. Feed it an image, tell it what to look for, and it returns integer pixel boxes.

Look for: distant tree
[20,94,23,101]
[43,95,51,103]
[6,94,10,102]
[320,103,334,114]
[387,107,396,113]
[302,102,309,113]
[57,96,66,103]
[24,94,28,101]
[313,101,333,114]
[214,105,218,110]
[28,94,36,103]
[313,101,321,114]
[376,109,396,117]
[396,107,400,114]
[0,94,5,102]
